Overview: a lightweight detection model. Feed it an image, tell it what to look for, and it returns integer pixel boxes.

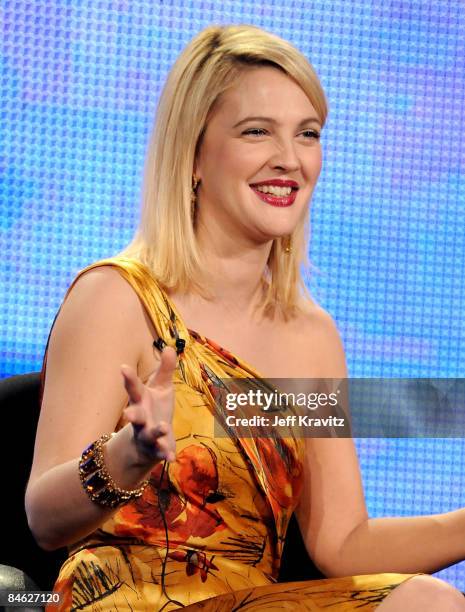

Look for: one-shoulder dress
[41,256,419,611]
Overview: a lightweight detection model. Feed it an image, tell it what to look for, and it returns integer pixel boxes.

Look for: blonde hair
[119,24,328,317]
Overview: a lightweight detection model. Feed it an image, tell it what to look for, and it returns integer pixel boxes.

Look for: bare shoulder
[294,298,348,379]
[47,266,151,370]
[297,298,340,333]
[64,265,143,312]
[58,265,152,352]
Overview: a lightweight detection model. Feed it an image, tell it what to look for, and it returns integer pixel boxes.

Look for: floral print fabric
[42,257,418,611]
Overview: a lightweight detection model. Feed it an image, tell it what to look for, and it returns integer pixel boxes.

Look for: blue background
[1,0,464,589]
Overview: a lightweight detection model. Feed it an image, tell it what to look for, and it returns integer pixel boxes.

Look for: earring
[283,235,292,254]
[191,174,200,221]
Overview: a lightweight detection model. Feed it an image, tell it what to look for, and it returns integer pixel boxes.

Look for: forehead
[212,66,316,124]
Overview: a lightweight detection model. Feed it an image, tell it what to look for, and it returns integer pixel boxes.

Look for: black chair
[0,373,67,592]
[0,372,323,593]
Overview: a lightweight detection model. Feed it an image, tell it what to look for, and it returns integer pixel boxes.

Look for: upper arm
[294,307,368,576]
[27,266,148,490]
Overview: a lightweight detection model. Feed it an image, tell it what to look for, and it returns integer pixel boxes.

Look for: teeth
[254,185,293,196]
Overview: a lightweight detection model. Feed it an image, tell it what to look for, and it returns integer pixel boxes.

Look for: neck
[193,216,273,318]
[199,247,270,318]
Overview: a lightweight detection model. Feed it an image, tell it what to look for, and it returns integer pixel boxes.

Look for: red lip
[250,178,299,189]
[250,186,297,207]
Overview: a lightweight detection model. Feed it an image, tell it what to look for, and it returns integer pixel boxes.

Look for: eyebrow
[232,115,322,129]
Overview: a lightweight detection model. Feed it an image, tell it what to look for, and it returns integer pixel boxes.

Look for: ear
[193,159,202,182]
[193,129,207,181]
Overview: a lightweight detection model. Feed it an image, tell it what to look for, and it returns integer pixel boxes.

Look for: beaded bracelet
[79,433,149,509]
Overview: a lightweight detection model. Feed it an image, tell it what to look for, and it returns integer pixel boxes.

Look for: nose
[269,139,300,173]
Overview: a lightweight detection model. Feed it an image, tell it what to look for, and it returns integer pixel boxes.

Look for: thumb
[147,346,178,388]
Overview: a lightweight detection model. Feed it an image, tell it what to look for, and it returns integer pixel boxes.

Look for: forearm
[25,424,157,551]
[331,509,465,577]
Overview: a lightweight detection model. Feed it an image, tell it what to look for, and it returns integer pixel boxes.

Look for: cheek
[203,143,237,181]
[211,145,254,187]
[305,148,323,180]
[316,149,323,173]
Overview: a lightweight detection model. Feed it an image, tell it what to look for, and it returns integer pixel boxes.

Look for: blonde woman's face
[194,66,322,247]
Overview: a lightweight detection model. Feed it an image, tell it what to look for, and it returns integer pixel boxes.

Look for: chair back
[0,373,67,590]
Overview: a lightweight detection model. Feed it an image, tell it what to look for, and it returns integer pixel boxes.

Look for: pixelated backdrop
[1,0,464,589]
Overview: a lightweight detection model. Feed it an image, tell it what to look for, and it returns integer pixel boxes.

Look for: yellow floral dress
[41,257,418,611]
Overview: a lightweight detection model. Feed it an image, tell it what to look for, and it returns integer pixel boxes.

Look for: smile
[249,183,298,207]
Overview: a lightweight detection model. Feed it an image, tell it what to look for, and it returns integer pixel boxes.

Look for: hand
[120,346,177,464]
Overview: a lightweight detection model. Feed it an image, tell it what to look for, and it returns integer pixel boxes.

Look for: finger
[153,438,176,462]
[147,346,178,389]
[135,421,169,441]
[149,421,169,438]
[123,405,146,426]
[166,450,176,463]
[121,364,144,403]
[133,430,174,462]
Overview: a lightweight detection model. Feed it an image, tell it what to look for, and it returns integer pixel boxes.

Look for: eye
[242,127,321,139]
[301,130,321,140]
[242,128,267,136]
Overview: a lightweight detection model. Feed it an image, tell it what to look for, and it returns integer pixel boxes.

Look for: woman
[25,25,465,611]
